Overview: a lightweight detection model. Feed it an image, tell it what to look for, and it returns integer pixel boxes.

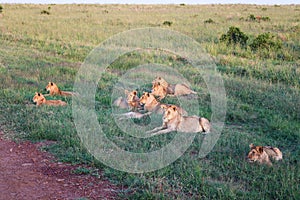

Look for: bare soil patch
[0,132,118,200]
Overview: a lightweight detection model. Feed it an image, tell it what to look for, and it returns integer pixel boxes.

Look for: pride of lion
[32,82,72,106]
[114,76,283,166]
[114,77,209,134]
[32,78,283,166]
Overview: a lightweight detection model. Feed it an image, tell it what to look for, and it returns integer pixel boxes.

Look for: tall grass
[0,4,299,199]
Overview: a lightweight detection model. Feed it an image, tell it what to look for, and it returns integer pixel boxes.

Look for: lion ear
[172,106,177,111]
[249,143,254,148]
[158,77,161,80]
[133,91,137,95]
[258,146,263,153]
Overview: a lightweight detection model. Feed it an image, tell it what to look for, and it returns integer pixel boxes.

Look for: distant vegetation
[220,26,248,47]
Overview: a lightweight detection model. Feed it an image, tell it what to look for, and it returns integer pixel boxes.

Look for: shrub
[250,32,282,52]
[41,10,50,15]
[261,16,271,21]
[204,18,214,24]
[0,5,3,13]
[248,14,256,21]
[247,14,270,22]
[163,21,172,26]
[220,26,248,47]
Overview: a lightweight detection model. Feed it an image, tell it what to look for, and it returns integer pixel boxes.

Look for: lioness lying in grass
[151,77,197,100]
[146,104,210,136]
[33,92,67,106]
[247,143,283,166]
[45,82,75,96]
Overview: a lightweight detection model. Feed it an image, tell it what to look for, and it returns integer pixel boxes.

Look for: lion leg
[115,112,151,120]
[146,126,165,134]
[148,128,174,136]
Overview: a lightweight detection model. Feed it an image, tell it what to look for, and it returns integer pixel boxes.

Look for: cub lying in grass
[33,92,67,106]
[151,77,197,100]
[45,82,75,96]
[146,104,210,136]
[247,143,283,166]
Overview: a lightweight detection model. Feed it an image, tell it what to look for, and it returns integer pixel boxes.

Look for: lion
[113,90,143,119]
[125,90,142,111]
[45,82,74,96]
[33,92,67,106]
[247,143,283,166]
[139,92,187,115]
[152,77,197,100]
[112,96,128,109]
[146,104,210,136]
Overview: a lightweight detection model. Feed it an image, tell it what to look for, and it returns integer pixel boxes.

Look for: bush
[163,21,172,26]
[250,32,282,52]
[261,16,271,21]
[41,10,50,15]
[204,18,215,24]
[220,26,248,47]
[0,5,3,13]
[248,14,256,21]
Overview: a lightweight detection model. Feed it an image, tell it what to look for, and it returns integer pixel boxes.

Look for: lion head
[45,82,60,95]
[33,92,46,105]
[247,143,265,163]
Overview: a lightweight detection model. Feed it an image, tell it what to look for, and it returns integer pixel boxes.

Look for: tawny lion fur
[152,77,197,99]
[139,92,187,115]
[33,92,67,106]
[247,143,283,166]
[45,82,74,96]
[146,105,210,136]
[125,90,142,111]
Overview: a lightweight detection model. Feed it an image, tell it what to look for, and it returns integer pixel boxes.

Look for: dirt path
[0,132,118,200]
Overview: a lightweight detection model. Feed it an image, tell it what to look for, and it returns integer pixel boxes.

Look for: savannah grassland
[0,3,299,199]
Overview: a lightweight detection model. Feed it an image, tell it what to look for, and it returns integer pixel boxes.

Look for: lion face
[151,82,167,97]
[45,82,59,94]
[162,105,179,123]
[152,77,169,88]
[139,92,155,105]
[125,90,139,103]
[247,144,264,163]
[33,92,45,105]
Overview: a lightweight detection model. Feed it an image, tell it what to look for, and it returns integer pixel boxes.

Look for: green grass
[0,4,299,200]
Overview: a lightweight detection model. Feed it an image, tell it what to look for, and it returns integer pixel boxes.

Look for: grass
[0,3,299,199]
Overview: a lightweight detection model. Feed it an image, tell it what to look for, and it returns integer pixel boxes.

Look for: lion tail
[61,91,75,96]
